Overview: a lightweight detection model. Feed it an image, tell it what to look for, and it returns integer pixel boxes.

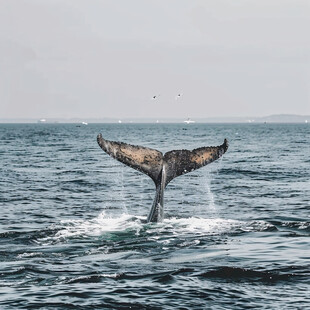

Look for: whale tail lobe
[97,133,164,184]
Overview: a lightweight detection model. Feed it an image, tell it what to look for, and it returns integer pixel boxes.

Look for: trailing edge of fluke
[97,134,228,222]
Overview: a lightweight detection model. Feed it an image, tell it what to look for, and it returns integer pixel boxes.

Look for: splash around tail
[97,134,228,222]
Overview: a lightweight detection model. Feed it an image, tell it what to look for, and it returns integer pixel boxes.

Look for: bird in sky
[175,93,183,100]
[152,94,160,100]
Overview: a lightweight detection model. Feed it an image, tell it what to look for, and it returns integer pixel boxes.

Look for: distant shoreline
[0,114,309,124]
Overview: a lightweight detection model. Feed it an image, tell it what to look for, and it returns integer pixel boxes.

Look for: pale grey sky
[0,0,309,119]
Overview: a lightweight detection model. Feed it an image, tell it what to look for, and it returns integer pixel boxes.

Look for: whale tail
[97,134,228,221]
[97,134,228,186]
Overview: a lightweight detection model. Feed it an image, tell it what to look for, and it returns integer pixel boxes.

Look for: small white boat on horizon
[184,118,195,124]
[82,122,88,125]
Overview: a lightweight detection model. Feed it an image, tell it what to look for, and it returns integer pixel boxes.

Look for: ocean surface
[0,123,309,309]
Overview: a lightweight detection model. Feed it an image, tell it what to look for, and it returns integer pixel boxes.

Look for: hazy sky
[0,0,309,119]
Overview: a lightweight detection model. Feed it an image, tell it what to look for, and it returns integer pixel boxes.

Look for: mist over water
[0,123,309,309]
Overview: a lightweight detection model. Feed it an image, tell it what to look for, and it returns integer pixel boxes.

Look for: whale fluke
[97,134,228,222]
[163,141,228,185]
[97,134,163,183]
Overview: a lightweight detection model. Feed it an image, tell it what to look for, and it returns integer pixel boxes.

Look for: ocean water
[0,123,309,309]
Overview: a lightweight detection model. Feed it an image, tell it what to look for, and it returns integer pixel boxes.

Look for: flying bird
[175,93,183,100]
[152,94,160,100]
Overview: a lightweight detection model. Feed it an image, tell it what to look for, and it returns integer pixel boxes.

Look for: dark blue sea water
[0,123,309,309]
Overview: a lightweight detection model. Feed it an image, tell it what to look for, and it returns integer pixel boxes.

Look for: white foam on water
[17,252,43,258]
[39,212,144,243]
[39,210,274,245]
[162,217,241,236]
